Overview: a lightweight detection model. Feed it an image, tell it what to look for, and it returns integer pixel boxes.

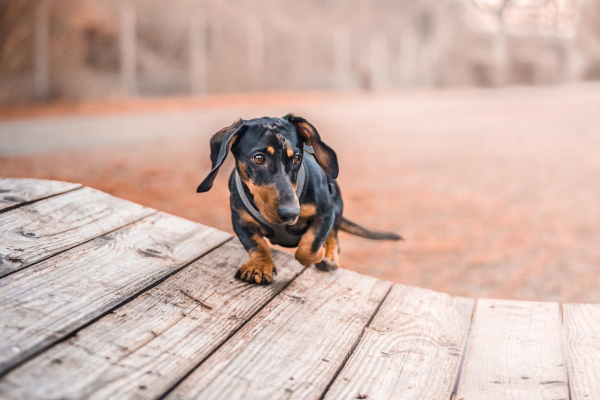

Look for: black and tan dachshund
[197,114,401,284]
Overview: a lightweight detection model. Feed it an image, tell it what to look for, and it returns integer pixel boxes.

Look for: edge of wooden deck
[0,178,598,400]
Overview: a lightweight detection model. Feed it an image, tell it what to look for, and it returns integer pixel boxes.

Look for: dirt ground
[2,85,600,302]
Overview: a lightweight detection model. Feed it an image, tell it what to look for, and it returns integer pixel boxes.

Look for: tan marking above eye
[267,146,275,155]
[287,148,294,158]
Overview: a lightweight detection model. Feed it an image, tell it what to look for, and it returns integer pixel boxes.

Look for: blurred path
[0,93,341,155]
[2,84,600,302]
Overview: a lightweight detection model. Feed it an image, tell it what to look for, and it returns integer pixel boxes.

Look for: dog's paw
[295,246,325,266]
[235,262,276,284]
[315,257,338,272]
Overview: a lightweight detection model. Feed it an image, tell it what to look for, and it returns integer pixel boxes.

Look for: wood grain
[0,212,231,375]
[324,284,474,400]
[166,268,392,400]
[0,178,81,212]
[456,299,568,400]
[0,241,304,400]
[562,303,600,400]
[0,186,154,278]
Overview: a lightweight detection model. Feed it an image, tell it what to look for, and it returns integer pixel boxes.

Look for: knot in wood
[137,246,165,258]
[3,196,25,203]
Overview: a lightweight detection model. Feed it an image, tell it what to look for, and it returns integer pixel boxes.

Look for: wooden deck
[0,178,598,400]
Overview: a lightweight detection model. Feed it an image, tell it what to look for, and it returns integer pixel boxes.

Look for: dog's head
[197,114,338,225]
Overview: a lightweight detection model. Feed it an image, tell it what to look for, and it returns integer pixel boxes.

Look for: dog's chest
[265,216,310,248]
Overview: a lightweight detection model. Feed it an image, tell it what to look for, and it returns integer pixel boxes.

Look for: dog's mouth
[262,209,298,226]
[286,216,299,226]
[256,204,284,225]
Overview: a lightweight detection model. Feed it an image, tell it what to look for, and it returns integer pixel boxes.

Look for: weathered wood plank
[0,212,231,375]
[166,268,392,400]
[456,299,568,400]
[562,303,600,400]
[0,178,81,212]
[0,241,304,399]
[0,187,154,278]
[324,284,474,400]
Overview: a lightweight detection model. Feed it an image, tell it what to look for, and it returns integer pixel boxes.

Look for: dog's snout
[277,206,300,223]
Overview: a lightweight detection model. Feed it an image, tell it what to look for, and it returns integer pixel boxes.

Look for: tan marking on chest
[300,204,317,218]
[238,209,268,235]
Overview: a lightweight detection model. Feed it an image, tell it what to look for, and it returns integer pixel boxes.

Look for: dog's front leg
[315,229,340,272]
[232,209,276,284]
[295,212,334,267]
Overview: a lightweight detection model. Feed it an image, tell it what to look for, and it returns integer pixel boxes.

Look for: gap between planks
[560,303,600,400]
[449,300,579,400]
[322,284,474,400]
[1,241,305,399]
[0,186,156,278]
[559,305,573,400]
[450,299,478,400]
[0,210,157,280]
[459,301,600,400]
[317,284,394,400]
[164,267,392,399]
[160,268,391,400]
[157,263,310,400]
[0,181,590,399]
[0,217,233,378]
[0,179,82,214]
[453,299,573,400]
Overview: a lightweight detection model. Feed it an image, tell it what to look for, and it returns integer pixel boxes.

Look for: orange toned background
[2,0,600,302]
[3,85,600,302]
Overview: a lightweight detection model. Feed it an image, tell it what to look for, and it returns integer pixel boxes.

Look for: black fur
[197,115,400,284]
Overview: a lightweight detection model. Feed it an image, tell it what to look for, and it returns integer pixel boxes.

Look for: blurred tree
[0,0,596,105]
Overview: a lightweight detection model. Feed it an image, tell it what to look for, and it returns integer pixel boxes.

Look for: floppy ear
[284,114,339,179]
[197,118,246,193]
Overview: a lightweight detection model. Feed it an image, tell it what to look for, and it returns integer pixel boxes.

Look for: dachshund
[197,114,401,284]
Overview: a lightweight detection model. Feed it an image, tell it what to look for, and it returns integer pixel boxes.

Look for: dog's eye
[252,154,266,165]
[292,154,302,166]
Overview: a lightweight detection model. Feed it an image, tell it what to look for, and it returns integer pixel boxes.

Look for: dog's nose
[277,206,300,223]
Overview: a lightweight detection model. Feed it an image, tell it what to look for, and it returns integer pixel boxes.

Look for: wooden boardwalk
[0,178,598,400]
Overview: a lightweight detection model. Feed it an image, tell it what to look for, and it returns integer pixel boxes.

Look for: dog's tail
[339,217,402,241]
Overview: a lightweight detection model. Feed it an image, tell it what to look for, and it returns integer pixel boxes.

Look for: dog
[197,114,401,284]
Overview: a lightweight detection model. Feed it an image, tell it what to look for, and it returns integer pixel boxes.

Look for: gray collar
[234,161,307,228]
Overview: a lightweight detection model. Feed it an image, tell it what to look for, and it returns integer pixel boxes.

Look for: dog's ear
[197,118,246,193]
[284,114,339,179]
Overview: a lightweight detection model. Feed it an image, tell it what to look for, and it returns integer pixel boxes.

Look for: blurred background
[1,0,599,102]
[1,0,600,301]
